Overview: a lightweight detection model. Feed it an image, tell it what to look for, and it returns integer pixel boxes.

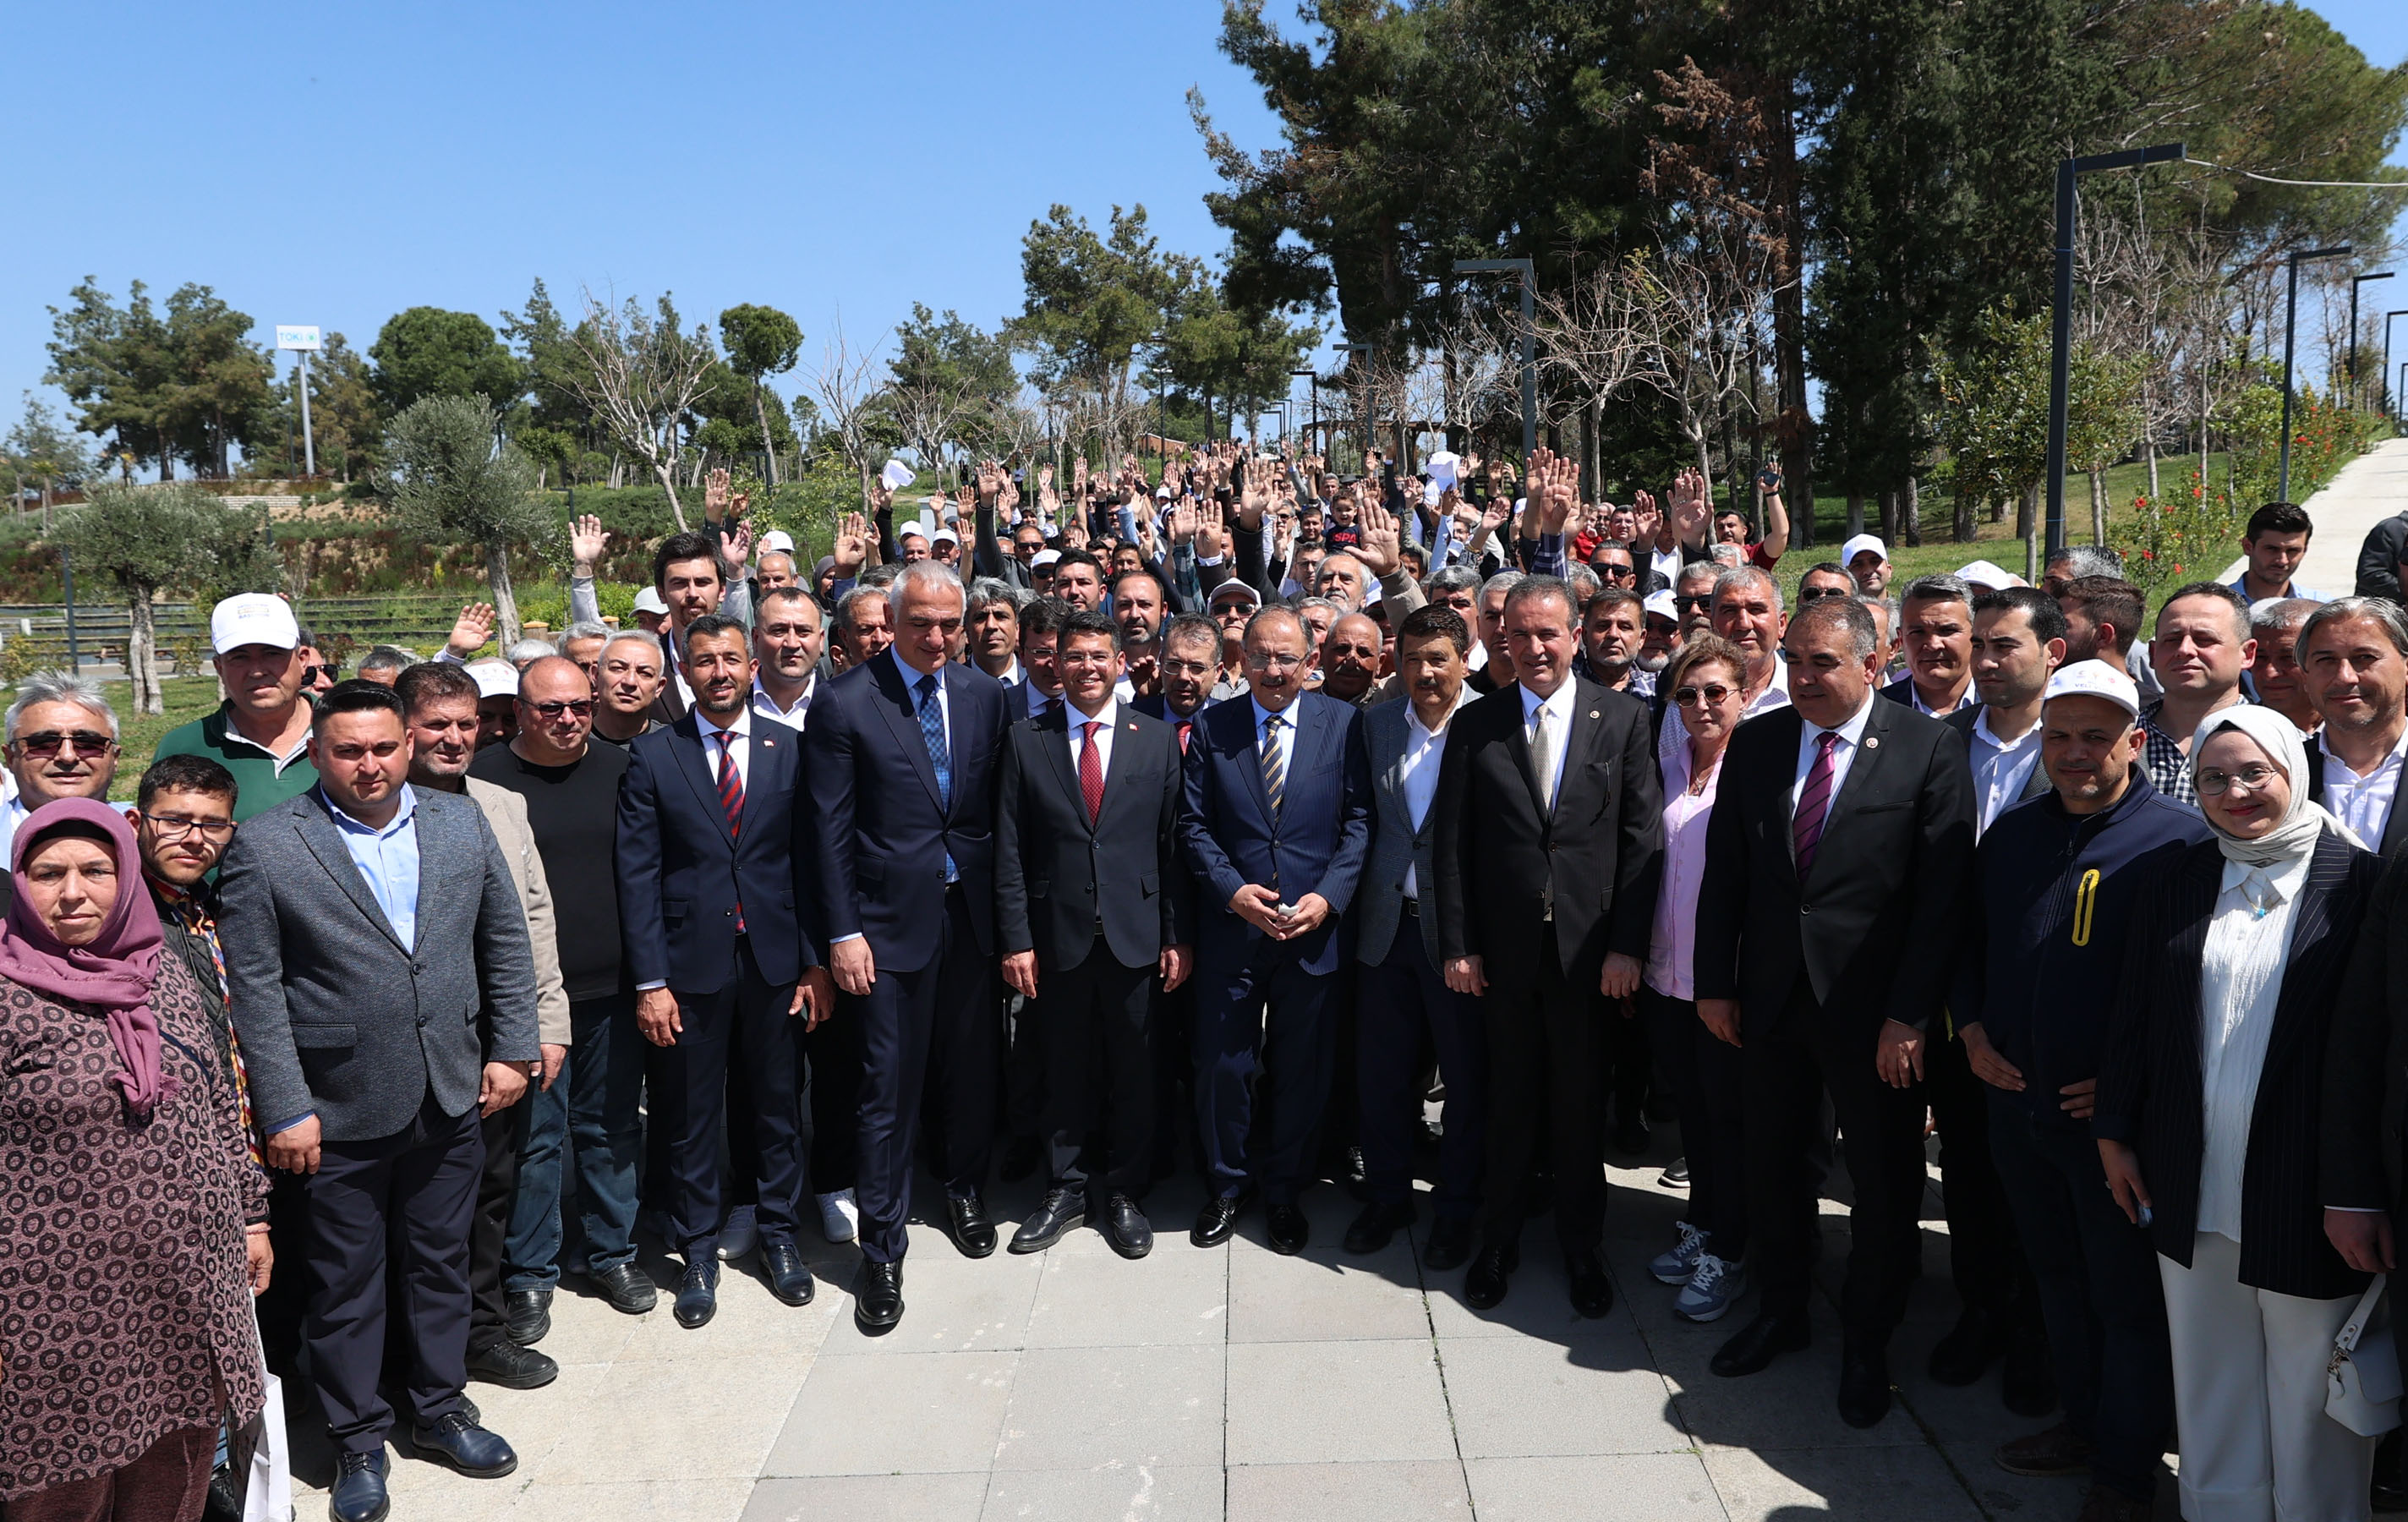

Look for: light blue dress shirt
[323,783,421,954]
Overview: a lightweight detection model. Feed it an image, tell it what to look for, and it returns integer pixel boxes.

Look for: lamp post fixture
[2379,309,2407,422]
[1453,257,1538,460]
[2279,245,2353,501]
[2350,272,2394,409]
[2044,144,2185,560]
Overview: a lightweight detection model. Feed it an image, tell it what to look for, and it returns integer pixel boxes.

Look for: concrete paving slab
[1227,1241,1431,1344]
[1224,1459,1471,1520]
[762,1349,1017,1477]
[1437,1333,1692,1459]
[981,1463,1225,1521]
[742,1471,991,1522]
[993,1344,1226,1471]
[1022,1237,1230,1349]
[1225,1339,1458,1466]
[1462,1453,1728,1522]
[1699,1440,1989,1520]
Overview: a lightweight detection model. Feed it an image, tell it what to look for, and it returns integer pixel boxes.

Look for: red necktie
[716,731,745,930]
[1176,720,1192,754]
[1792,730,1839,879]
[1080,720,1105,824]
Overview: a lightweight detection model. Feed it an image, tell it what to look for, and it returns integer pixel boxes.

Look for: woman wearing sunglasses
[1641,634,1753,1322]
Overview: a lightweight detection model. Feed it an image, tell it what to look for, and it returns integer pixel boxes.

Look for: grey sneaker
[1650,1221,1709,1285]
[1674,1254,1744,1322]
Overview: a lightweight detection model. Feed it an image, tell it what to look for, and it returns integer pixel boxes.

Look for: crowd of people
[5,442,2408,1522]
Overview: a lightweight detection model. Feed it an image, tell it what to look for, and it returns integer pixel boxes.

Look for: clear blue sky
[4,0,2404,437]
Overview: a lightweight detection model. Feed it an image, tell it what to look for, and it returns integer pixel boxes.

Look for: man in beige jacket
[393,662,573,1392]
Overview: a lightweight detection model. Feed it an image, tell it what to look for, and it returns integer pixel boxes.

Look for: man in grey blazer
[222,681,542,1522]
[1347,605,1485,1268]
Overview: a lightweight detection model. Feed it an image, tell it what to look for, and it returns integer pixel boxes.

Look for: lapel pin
[1589,710,1600,719]
[1865,736,1880,749]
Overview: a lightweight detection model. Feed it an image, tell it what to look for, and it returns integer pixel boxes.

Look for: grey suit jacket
[221,785,541,1143]
[1355,698,1448,967]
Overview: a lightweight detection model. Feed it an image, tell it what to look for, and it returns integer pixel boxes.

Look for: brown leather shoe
[1996,1422,2094,1477]
[2074,1482,2154,1522]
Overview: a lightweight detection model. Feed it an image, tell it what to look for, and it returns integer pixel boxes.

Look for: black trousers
[1601,990,1654,1125]
[1926,1022,2037,1320]
[1040,951,1155,1199]
[851,884,1000,1263]
[303,1093,481,1453]
[1005,987,1047,1139]
[805,996,862,1196]
[467,1101,523,1352]
[659,937,803,1259]
[1475,928,1608,1256]
[1641,987,1748,1260]
[1193,941,1341,1205]
[1152,978,1200,1180]
[1743,987,1929,1345]
[1989,1100,2171,1503]
[1357,919,1484,1219]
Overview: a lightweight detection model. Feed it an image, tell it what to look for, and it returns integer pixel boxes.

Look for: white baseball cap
[1210,580,1262,610]
[1956,559,2020,591]
[759,529,796,556]
[1839,534,1889,567]
[466,660,520,701]
[632,587,670,616]
[1643,589,1679,623]
[1030,549,1061,571]
[210,593,300,655]
[2043,659,2140,719]
[931,526,960,547]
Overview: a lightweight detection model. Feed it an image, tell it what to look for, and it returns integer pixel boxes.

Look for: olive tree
[383,393,550,644]
[51,481,275,714]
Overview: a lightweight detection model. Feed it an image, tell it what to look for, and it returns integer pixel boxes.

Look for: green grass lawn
[109,678,227,801]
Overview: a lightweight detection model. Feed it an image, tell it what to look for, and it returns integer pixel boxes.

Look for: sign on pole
[277,326,321,475]
[275,326,322,352]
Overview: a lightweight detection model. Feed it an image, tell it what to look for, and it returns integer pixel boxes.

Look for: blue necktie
[916,672,958,883]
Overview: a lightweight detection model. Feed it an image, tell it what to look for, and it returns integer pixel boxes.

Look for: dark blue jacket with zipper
[1952,768,2211,1125]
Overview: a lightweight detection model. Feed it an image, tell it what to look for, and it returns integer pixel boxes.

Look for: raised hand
[1670,469,1711,545]
[977,458,1005,502]
[1167,502,1197,547]
[446,602,497,659]
[867,478,893,516]
[568,513,610,577]
[834,513,869,573]
[725,520,755,567]
[1355,499,1403,578]
[1196,498,1227,560]
[1038,462,1054,490]
[704,466,731,519]
[1237,458,1272,531]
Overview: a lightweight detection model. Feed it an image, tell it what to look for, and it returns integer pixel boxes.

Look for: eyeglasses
[1672,683,1737,708]
[2197,764,2281,797]
[1595,562,1637,580]
[1672,594,1714,613]
[1245,652,1308,671]
[140,813,234,842]
[526,699,595,719]
[13,729,115,758]
[1797,584,1853,601]
[300,665,333,686]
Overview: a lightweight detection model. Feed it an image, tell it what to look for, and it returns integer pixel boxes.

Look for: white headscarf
[2192,705,2361,905]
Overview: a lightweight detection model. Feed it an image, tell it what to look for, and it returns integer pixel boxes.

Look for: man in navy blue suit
[803,561,1011,1333]
[1179,603,1373,1255]
[616,613,829,1329]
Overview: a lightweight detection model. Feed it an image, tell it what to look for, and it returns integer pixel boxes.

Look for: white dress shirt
[752,673,814,732]
[2195,850,2309,1242]
[1251,697,1299,784]
[1908,678,1973,718]
[1792,693,1878,813]
[1967,709,2045,837]
[1518,680,1579,806]
[1399,695,1467,901]
[1067,696,1119,778]
[2322,730,2408,846]
[693,704,754,790]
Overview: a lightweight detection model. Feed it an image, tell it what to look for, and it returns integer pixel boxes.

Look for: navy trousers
[1193,938,1340,1205]
[659,937,803,1260]
[1356,919,1484,1220]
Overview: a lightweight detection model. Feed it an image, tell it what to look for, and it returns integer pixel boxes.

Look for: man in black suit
[2300,596,2408,857]
[1432,576,1663,1317]
[1694,594,1976,1428]
[995,610,1192,1257]
[1133,611,1222,1178]
[617,614,828,1328]
[803,561,1011,1333]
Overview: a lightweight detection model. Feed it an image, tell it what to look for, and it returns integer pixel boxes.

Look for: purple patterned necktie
[1792,730,1840,879]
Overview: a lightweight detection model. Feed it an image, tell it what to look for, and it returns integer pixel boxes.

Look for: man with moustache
[156,593,319,822]
[591,632,666,749]
[1951,662,2207,1519]
[1579,587,1655,698]
[833,583,896,671]
[1319,612,1387,708]
[2247,598,2321,734]
[0,674,122,873]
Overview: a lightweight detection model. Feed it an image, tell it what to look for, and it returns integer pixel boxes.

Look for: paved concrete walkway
[2220,434,2408,593]
[273,1140,2187,1522]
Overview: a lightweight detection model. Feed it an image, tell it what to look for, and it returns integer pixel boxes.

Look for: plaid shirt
[2139,699,2197,808]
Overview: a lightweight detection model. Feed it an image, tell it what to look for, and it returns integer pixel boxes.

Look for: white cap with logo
[1839,534,1889,568]
[1643,589,1679,623]
[466,660,521,701]
[210,593,301,655]
[2043,659,2140,719]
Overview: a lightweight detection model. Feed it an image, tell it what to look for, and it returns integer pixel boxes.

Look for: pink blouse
[1646,726,1724,1001]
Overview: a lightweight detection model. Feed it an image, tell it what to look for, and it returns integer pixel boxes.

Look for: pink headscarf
[0,797,171,1117]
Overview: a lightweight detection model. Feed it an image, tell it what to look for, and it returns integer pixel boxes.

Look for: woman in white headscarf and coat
[2094,704,2384,1522]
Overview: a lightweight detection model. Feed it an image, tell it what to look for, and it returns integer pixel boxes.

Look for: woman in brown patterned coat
[0,799,269,1521]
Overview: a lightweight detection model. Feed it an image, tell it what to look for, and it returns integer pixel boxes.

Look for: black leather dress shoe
[2002,1323,2058,1416]
[329,1450,390,1522]
[1566,1250,1614,1318]
[1464,1241,1519,1310]
[1929,1306,2007,1386]
[1839,1344,1893,1428]
[466,1339,557,1389]
[502,1287,551,1346]
[1192,1190,1251,1248]
[1000,1134,1043,1183]
[410,1411,518,1477]
[1010,1186,1086,1254]
[674,1257,719,1329]
[946,1191,999,1258]
[854,1260,905,1333]
[1422,1215,1473,1272]
[1710,1311,1811,1377]
[763,1242,817,1306]
[1344,1200,1414,1255]
[588,1261,658,1316]
[1102,1194,1153,1258]
[1267,1202,1311,1255]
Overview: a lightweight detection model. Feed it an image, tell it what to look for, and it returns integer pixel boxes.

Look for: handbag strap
[2337,1273,2389,1358]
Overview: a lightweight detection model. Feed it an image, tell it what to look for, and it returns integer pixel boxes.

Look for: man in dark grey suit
[222,681,542,1522]
[1349,605,1484,1267]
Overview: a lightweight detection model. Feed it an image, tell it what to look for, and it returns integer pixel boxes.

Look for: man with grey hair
[2041,542,2123,598]
[2299,594,2408,853]
[2246,597,2321,734]
[1884,574,1977,717]
[502,638,556,671]
[555,620,612,683]
[356,645,419,686]
[1705,565,1792,723]
[0,672,121,868]
[832,583,895,671]
[1672,560,1721,642]
[1471,571,1524,695]
[965,578,1026,686]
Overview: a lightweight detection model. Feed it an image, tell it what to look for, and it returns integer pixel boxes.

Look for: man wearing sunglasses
[0,673,122,874]
[155,593,319,823]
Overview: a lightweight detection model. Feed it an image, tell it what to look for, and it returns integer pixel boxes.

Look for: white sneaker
[1649,1221,1709,1285]
[717,1204,758,1261]
[817,1189,859,1244]
[1674,1254,1744,1322]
